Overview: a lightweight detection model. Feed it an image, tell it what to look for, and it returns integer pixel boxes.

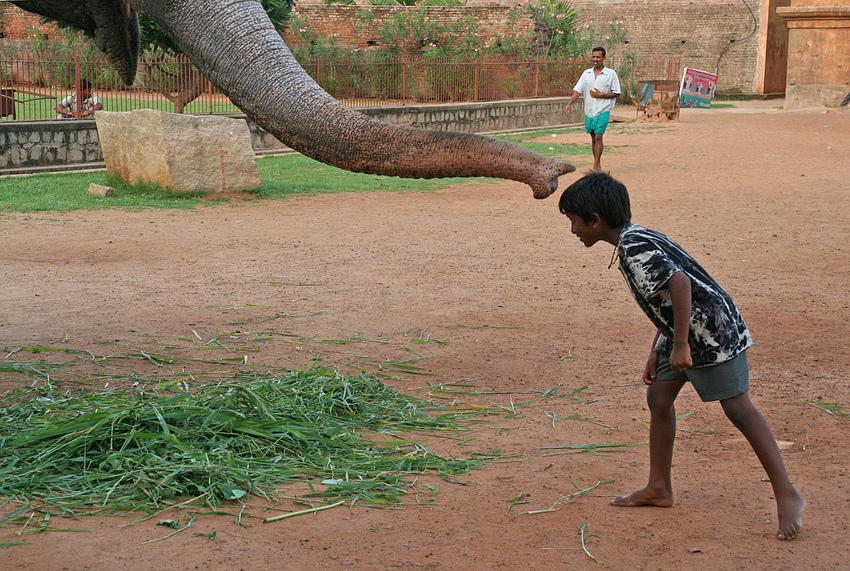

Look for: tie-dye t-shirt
[617,223,753,367]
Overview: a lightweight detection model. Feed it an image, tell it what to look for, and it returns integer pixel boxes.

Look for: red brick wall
[570,0,765,95]
[0,2,62,40]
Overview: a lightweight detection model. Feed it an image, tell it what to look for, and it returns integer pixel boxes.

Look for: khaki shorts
[655,350,750,402]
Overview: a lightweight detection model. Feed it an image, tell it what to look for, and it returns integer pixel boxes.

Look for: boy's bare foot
[610,486,674,507]
[776,492,806,540]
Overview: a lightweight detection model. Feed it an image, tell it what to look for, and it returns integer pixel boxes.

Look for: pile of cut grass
[0,366,483,516]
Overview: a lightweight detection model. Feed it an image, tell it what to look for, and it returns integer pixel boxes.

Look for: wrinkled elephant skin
[18,0,576,197]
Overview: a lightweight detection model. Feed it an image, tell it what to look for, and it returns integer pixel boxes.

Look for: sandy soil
[1,100,849,570]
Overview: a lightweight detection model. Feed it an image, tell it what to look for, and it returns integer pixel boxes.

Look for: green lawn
[8,95,241,121]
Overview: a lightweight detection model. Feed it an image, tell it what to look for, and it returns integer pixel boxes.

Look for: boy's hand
[670,343,693,372]
[643,350,659,385]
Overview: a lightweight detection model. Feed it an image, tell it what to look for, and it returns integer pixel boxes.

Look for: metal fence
[0,50,588,121]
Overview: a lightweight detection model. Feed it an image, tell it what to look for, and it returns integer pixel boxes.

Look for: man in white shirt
[55,79,103,119]
[564,47,621,172]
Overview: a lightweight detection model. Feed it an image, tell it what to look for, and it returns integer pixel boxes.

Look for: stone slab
[95,109,261,193]
[88,183,114,197]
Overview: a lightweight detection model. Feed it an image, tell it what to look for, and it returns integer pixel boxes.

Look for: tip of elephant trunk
[530,161,577,199]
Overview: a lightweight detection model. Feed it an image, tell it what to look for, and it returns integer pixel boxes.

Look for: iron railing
[0,50,587,121]
[0,49,680,121]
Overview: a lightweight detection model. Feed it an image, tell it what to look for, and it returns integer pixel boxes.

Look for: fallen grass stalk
[520,480,614,515]
[552,480,615,507]
[142,515,196,544]
[536,442,644,456]
[800,397,849,418]
[264,499,346,522]
[579,522,602,564]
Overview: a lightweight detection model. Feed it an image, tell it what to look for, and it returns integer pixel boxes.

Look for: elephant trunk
[134,0,574,198]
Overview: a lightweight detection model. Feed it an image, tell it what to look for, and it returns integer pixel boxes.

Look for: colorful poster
[679,68,718,108]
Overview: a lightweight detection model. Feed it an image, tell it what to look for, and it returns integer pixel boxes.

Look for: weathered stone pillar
[777,4,850,109]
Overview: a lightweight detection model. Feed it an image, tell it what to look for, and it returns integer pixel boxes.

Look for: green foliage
[26,26,103,88]
[615,50,640,103]
[140,0,295,53]
[286,14,349,59]
[138,15,179,54]
[295,2,623,62]
[605,18,629,44]
[526,0,583,56]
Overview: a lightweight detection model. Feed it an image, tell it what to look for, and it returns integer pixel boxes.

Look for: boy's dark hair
[79,78,92,90]
[559,171,631,227]
[592,46,606,57]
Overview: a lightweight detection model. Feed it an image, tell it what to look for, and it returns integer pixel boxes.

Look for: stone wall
[1,97,580,174]
[0,120,101,171]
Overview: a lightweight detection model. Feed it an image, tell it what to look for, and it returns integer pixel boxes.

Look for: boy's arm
[665,271,693,372]
[642,329,662,385]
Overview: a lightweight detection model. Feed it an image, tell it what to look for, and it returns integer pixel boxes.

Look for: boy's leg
[720,392,805,540]
[612,378,686,507]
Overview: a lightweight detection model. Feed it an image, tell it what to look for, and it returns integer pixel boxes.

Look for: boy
[55,79,102,119]
[558,172,805,540]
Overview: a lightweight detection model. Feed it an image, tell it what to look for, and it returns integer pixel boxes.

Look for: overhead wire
[715,0,759,75]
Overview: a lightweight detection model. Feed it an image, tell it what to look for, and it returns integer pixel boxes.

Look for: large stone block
[95,109,261,193]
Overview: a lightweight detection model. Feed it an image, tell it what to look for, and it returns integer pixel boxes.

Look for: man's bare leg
[720,392,806,540]
[591,133,604,172]
[612,379,686,507]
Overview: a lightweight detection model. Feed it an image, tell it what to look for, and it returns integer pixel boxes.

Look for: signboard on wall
[679,68,718,108]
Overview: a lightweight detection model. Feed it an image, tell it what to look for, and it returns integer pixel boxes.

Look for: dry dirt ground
[1,100,849,570]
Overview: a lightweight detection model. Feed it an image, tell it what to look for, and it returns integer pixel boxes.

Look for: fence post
[74,54,82,120]
[402,61,407,104]
[209,78,213,114]
[316,60,321,88]
[535,58,540,98]
[473,59,479,102]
